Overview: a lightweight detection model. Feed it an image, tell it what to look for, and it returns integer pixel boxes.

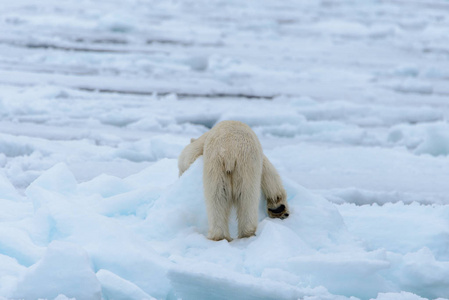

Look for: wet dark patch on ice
[76,87,275,100]
[24,43,129,53]
[0,40,165,54]
[74,38,128,45]
[146,39,223,47]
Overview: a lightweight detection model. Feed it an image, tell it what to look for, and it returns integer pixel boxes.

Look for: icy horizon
[1,0,449,299]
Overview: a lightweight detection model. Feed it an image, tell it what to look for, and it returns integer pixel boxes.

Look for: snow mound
[371,292,429,300]
[96,269,156,300]
[388,121,449,156]
[0,155,447,300]
[0,173,21,201]
[12,241,101,300]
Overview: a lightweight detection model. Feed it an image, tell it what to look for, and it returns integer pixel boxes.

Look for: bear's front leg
[178,132,208,177]
[262,155,290,219]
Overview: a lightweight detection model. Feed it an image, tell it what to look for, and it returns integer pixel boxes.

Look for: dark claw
[268,204,285,214]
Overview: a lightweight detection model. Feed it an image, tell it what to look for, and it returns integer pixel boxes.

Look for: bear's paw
[267,195,290,219]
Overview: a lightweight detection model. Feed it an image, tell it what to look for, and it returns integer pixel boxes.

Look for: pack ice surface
[1,0,449,299]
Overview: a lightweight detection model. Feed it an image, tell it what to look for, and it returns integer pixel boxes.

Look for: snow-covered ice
[1,0,449,299]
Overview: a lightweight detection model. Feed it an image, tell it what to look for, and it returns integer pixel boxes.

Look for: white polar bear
[178,120,290,241]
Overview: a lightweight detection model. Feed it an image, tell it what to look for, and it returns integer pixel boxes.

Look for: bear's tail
[223,156,236,175]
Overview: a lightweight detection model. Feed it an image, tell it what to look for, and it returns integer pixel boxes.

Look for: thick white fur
[261,155,289,219]
[178,120,289,241]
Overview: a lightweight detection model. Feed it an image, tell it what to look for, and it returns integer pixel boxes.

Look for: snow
[1,0,449,299]
[12,241,102,300]
[389,122,449,156]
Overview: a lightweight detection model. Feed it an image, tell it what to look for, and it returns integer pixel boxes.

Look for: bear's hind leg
[234,169,261,239]
[236,193,259,239]
[203,164,232,242]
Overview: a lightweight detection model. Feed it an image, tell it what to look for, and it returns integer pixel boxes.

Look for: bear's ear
[190,138,196,143]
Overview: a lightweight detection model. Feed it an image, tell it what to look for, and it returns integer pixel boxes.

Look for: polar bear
[178,120,290,241]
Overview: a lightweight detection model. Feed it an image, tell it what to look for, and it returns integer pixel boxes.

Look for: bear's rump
[204,128,262,172]
[203,128,262,203]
